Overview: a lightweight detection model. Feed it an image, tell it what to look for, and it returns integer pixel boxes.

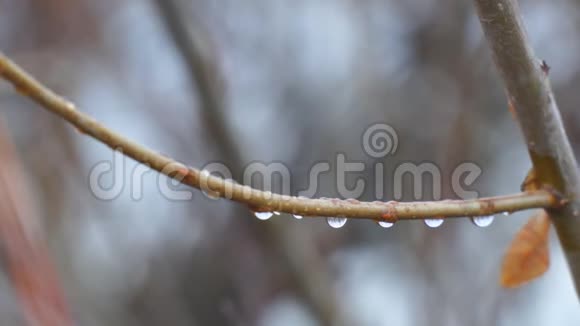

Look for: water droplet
[254,212,273,220]
[204,191,220,199]
[293,214,303,220]
[263,191,274,199]
[64,100,77,111]
[424,218,444,228]
[471,215,495,227]
[502,211,510,216]
[327,217,347,229]
[199,169,220,199]
[378,221,394,228]
[273,211,281,215]
[199,170,211,178]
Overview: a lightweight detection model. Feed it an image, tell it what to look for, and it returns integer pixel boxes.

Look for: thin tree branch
[0,52,560,222]
[474,0,580,296]
[152,0,239,164]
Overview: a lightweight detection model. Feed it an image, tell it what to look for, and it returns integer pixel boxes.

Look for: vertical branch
[153,0,239,163]
[474,0,580,296]
[153,1,347,324]
[0,119,72,325]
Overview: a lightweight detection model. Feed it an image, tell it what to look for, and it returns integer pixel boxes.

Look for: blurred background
[1,0,580,325]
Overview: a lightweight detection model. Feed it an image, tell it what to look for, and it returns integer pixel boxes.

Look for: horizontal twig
[0,52,560,222]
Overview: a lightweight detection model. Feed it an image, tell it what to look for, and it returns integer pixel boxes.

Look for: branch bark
[474,0,580,296]
[0,52,560,223]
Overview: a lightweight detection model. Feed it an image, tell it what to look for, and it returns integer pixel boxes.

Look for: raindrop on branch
[204,191,221,199]
[424,218,444,228]
[471,215,495,227]
[327,217,347,229]
[254,212,273,221]
[378,221,394,228]
[293,214,303,220]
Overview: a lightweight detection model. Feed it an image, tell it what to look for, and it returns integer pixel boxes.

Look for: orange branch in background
[0,120,72,326]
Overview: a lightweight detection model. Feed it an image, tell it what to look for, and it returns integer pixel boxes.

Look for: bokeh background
[1,0,580,325]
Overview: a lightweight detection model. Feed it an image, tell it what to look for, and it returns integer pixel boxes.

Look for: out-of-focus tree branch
[474,0,580,297]
[152,1,346,324]
[153,0,239,162]
[0,119,72,326]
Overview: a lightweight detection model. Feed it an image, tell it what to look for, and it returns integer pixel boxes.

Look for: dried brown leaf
[500,211,550,288]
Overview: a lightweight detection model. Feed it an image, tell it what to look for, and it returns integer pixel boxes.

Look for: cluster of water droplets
[252,210,304,221]
[252,207,510,229]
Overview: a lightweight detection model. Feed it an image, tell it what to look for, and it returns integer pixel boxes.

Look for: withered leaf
[500,211,550,288]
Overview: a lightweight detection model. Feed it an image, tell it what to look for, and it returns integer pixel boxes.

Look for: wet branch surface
[474,0,580,297]
[0,52,561,223]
